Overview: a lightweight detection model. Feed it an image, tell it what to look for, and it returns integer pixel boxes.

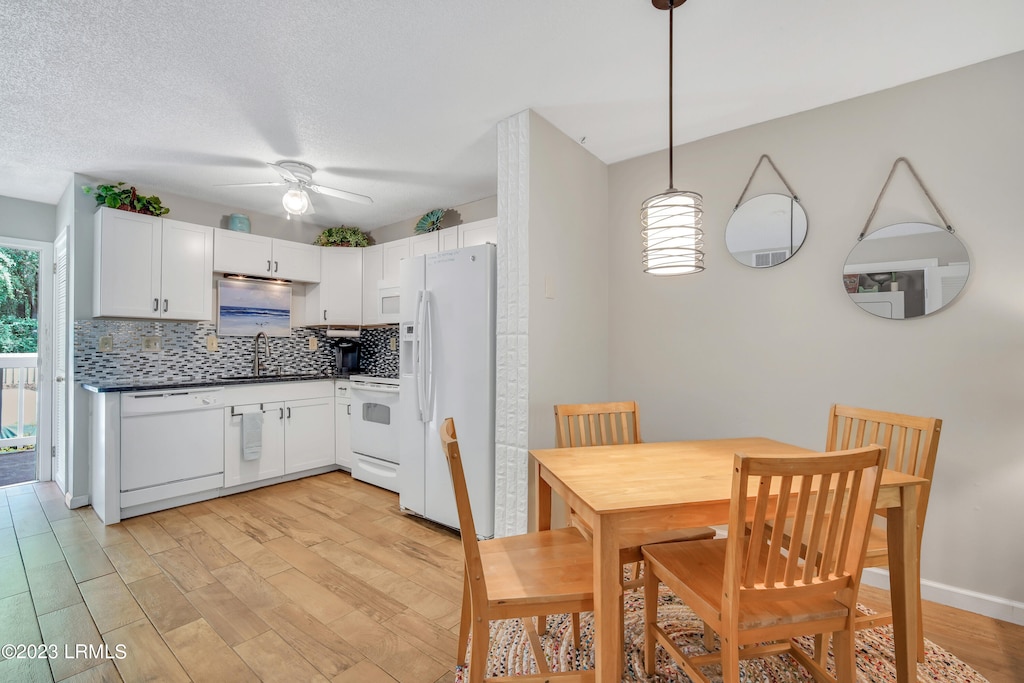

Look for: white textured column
[494,110,530,536]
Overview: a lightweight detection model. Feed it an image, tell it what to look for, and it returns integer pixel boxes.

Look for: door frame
[0,236,53,482]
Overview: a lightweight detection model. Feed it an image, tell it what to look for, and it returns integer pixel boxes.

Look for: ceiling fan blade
[307,183,374,205]
[267,162,298,183]
[215,181,287,188]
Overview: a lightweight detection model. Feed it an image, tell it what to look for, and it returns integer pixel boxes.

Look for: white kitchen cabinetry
[306,247,362,325]
[224,403,286,487]
[458,217,498,247]
[361,244,383,325]
[382,238,410,285]
[213,231,321,283]
[284,396,335,473]
[439,226,460,251]
[93,208,214,320]
[410,232,439,257]
[335,381,353,469]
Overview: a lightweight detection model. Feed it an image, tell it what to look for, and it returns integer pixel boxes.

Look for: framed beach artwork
[217,279,291,337]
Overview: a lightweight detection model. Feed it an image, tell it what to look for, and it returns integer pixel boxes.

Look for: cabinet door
[93,208,161,318]
[284,397,335,473]
[410,232,439,257]
[459,217,498,247]
[223,403,286,487]
[439,226,460,252]
[272,239,321,283]
[381,238,410,285]
[361,245,383,325]
[213,231,273,277]
[161,219,214,320]
[335,399,352,469]
[322,248,362,325]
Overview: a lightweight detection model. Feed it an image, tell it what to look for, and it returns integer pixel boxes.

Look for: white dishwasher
[120,387,225,508]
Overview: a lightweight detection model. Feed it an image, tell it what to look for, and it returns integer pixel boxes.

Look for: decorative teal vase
[228,213,251,232]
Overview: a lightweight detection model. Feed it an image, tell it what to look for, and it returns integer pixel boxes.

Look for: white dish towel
[242,411,263,461]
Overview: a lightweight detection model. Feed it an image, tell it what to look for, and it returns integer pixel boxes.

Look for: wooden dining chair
[642,446,887,683]
[441,417,595,683]
[554,401,716,590]
[823,404,942,661]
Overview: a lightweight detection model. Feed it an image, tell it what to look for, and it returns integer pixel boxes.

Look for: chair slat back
[554,401,641,448]
[726,447,886,606]
[826,404,942,525]
[439,418,486,596]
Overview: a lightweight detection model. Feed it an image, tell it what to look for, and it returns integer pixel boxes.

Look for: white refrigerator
[398,243,496,538]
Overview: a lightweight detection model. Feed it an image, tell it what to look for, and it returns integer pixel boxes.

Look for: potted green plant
[82,182,170,216]
[313,226,372,248]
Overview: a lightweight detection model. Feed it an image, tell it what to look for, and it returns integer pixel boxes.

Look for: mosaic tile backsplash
[74,320,403,385]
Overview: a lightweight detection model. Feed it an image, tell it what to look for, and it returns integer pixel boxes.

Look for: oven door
[349,382,401,464]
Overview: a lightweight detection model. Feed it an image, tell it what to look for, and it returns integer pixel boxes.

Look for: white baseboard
[65,493,89,509]
[861,567,1024,626]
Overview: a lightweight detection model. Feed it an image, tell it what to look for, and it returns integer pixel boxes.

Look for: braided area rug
[454,586,989,682]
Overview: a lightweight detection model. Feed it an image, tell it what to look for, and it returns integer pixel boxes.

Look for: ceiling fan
[218,161,373,217]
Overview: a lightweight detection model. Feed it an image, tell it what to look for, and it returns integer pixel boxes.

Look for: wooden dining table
[530,437,927,683]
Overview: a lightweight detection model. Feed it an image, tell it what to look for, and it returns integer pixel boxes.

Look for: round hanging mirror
[842,222,969,319]
[725,193,808,268]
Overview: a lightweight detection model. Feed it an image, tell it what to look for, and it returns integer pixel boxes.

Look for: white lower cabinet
[224,402,286,487]
[336,381,353,469]
[284,397,335,473]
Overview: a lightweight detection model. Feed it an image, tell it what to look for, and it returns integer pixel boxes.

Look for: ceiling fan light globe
[282,187,311,215]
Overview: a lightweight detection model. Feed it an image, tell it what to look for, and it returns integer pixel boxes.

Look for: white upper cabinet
[458,217,498,247]
[361,244,383,326]
[410,232,439,257]
[381,238,410,285]
[439,226,460,251]
[306,247,362,325]
[213,231,321,283]
[93,208,213,320]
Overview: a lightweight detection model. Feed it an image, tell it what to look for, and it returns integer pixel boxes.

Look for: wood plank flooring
[0,472,1020,682]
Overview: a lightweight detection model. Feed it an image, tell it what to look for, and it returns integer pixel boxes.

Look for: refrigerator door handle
[422,291,434,419]
[415,290,429,422]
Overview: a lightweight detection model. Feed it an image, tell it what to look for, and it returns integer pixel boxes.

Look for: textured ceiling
[1,0,1022,230]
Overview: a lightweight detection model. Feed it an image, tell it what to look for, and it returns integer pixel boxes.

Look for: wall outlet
[142,336,161,352]
[206,335,218,352]
[308,336,318,351]
[98,335,113,353]
[389,337,397,352]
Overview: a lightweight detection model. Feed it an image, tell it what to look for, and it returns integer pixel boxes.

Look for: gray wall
[0,194,56,241]
[606,51,1024,613]
[370,195,497,245]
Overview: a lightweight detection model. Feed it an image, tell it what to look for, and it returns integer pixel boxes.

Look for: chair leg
[702,621,715,650]
[571,612,581,654]
[813,632,828,665]
[467,617,489,683]
[720,634,740,683]
[916,577,926,662]
[537,614,547,635]
[833,627,857,683]
[457,574,471,667]
[643,566,658,675]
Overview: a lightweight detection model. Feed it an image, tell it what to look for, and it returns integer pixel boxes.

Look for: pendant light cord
[667,0,675,190]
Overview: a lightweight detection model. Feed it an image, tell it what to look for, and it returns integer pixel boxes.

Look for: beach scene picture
[217,279,291,336]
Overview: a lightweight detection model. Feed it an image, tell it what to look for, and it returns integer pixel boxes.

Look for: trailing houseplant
[313,226,372,248]
[82,182,170,216]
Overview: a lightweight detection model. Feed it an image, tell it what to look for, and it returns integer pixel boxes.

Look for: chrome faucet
[253,331,272,376]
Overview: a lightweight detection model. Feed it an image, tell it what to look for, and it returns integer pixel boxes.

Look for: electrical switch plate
[98,335,113,353]
[389,337,397,351]
[142,335,161,352]
[308,337,318,351]
[206,335,218,351]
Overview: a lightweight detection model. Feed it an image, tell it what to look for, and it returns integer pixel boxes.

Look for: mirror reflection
[843,222,969,319]
[726,193,808,268]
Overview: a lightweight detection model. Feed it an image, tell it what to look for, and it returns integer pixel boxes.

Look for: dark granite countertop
[82,372,346,393]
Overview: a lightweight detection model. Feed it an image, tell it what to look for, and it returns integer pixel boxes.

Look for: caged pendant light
[641,0,704,276]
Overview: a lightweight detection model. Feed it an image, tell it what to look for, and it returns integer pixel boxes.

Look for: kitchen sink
[217,372,326,382]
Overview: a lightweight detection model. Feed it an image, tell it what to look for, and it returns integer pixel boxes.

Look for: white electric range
[347,374,401,492]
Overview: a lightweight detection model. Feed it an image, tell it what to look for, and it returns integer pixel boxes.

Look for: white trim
[65,493,89,509]
[861,567,1024,626]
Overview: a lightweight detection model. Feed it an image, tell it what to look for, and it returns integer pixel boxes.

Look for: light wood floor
[0,473,1021,682]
